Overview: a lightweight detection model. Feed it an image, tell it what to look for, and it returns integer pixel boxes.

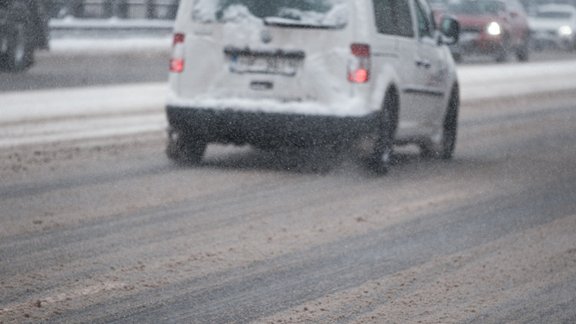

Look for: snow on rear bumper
[165,93,373,117]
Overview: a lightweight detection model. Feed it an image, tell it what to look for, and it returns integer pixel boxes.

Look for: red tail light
[170,33,185,73]
[170,59,185,73]
[348,43,370,83]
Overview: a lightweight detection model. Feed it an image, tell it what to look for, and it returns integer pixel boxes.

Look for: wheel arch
[369,62,401,114]
[443,82,460,123]
[376,84,401,141]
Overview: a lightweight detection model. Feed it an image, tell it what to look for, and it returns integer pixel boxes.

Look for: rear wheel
[368,90,399,175]
[516,37,530,62]
[452,52,462,63]
[421,86,459,160]
[166,129,207,165]
[0,6,34,72]
[495,44,508,63]
[495,36,510,63]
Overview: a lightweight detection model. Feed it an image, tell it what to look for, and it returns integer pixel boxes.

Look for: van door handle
[415,59,431,69]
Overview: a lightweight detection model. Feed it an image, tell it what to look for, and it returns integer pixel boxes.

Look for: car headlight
[559,25,573,36]
[486,22,502,36]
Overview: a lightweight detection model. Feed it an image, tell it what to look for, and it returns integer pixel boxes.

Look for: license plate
[460,32,480,42]
[229,55,299,76]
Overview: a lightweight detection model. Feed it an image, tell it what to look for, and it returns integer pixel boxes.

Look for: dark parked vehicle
[446,0,530,62]
[0,0,50,72]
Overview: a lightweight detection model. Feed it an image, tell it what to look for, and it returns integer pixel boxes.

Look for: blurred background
[46,0,179,20]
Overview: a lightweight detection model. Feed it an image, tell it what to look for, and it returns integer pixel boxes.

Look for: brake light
[170,59,185,73]
[170,33,185,73]
[348,43,370,83]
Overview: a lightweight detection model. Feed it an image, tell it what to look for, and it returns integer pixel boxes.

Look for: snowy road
[0,38,170,93]
[1,58,576,322]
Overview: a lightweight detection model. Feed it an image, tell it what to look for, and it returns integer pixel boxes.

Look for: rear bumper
[450,30,514,56]
[166,106,377,148]
[532,34,574,49]
[451,37,504,56]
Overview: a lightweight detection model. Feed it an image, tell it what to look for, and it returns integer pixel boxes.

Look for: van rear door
[173,0,354,115]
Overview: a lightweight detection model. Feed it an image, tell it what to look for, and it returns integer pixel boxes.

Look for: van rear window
[192,0,348,29]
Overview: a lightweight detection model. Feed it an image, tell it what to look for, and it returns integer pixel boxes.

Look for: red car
[446,0,530,62]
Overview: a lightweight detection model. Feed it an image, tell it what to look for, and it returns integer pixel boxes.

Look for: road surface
[1,91,576,323]
[0,38,170,93]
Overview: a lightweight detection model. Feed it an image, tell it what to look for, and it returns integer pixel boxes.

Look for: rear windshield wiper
[263,17,343,30]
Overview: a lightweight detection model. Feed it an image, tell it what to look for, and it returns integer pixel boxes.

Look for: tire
[368,90,399,175]
[516,38,530,62]
[495,36,510,63]
[0,7,35,72]
[495,44,508,63]
[452,52,462,63]
[166,129,207,165]
[421,86,459,160]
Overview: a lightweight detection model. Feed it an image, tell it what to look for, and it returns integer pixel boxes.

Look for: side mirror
[440,16,460,45]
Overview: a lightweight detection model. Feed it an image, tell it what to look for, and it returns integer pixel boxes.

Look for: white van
[166,0,460,174]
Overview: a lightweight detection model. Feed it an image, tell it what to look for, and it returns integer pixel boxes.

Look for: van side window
[373,0,415,38]
[396,0,415,37]
[373,0,395,34]
[415,0,435,39]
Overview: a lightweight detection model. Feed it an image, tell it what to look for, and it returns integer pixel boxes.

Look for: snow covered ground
[49,35,171,55]
[459,60,576,101]
[0,84,167,148]
[2,59,576,149]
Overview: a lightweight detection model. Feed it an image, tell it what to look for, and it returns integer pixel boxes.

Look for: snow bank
[49,37,171,55]
[459,60,576,101]
[0,83,167,125]
[2,60,576,148]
